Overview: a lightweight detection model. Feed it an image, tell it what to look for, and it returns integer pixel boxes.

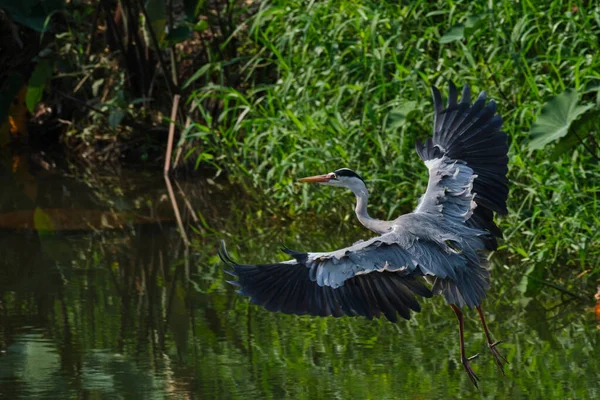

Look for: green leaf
[514,247,529,258]
[34,207,54,234]
[193,20,209,32]
[528,89,594,151]
[0,1,34,18]
[108,109,126,129]
[165,26,191,45]
[26,59,53,113]
[183,63,212,88]
[465,14,484,28]
[1,0,64,32]
[92,78,104,97]
[440,24,464,43]
[144,0,167,44]
[386,101,417,130]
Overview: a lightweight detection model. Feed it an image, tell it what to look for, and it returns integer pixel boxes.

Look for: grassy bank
[3,0,598,293]
[188,0,600,291]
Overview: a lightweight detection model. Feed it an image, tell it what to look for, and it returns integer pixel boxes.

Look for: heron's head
[298,168,366,192]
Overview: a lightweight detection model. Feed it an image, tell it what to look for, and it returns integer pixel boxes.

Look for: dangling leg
[476,305,508,374]
[450,304,480,387]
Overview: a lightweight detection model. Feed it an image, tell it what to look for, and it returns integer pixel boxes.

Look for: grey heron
[220,83,509,387]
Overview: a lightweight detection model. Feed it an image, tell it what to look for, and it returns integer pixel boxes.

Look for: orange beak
[298,173,333,183]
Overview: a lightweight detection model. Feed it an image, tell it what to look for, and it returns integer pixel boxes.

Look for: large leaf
[1,0,64,32]
[26,59,53,113]
[528,89,594,151]
[164,26,192,46]
[144,0,167,44]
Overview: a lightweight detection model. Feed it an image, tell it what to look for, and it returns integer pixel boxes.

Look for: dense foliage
[187,0,600,292]
[1,0,599,292]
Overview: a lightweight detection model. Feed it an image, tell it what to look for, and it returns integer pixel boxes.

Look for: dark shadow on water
[0,157,599,399]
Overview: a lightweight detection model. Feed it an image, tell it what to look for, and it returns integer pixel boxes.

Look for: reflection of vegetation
[1,194,599,398]
[1,156,600,398]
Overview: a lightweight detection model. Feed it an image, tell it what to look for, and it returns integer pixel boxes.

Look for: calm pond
[0,162,598,399]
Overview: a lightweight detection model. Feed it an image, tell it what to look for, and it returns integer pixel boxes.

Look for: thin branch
[587,132,600,152]
[174,179,200,225]
[524,274,585,300]
[55,90,108,116]
[173,110,192,170]
[164,175,190,246]
[164,94,180,175]
[572,130,600,162]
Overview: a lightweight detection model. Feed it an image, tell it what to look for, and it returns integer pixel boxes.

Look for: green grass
[187,0,600,291]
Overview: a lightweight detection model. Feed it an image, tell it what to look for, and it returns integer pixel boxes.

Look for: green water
[0,165,598,399]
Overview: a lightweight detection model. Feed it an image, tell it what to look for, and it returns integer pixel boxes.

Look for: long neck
[351,184,391,234]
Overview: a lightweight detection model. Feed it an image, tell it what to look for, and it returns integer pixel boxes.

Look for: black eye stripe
[334,168,364,182]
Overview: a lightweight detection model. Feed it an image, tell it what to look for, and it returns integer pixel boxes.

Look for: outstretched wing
[220,214,494,322]
[415,83,509,249]
[220,235,431,323]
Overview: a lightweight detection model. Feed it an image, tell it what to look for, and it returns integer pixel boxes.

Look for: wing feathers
[219,242,432,322]
[416,83,509,250]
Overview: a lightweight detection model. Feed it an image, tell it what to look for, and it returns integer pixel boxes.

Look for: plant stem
[164,94,181,175]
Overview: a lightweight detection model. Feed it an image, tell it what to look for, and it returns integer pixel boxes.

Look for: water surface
[0,162,598,399]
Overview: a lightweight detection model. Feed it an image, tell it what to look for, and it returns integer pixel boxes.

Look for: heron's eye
[331,174,338,180]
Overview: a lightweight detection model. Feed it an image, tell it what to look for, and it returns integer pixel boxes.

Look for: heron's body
[220,83,509,387]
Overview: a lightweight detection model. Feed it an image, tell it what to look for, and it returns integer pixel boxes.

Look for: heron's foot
[461,354,480,388]
[488,341,508,374]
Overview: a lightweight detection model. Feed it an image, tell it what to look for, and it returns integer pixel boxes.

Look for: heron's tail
[432,253,491,308]
[416,82,508,249]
